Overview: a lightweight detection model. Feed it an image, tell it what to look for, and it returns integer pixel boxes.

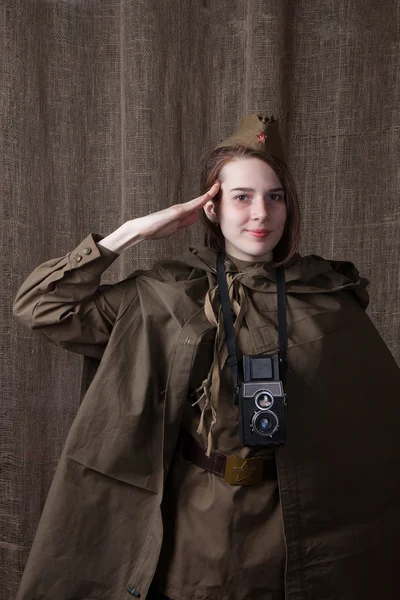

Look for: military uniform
[13,234,400,599]
[13,114,400,599]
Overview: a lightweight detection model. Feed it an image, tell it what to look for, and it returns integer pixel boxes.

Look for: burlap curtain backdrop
[2,0,399,597]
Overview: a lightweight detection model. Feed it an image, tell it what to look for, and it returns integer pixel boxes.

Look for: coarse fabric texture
[11,236,400,600]
[2,0,400,598]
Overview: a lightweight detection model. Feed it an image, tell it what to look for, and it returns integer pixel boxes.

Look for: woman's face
[204,157,287,262]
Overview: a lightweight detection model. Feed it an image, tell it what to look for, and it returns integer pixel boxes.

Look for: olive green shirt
[155,258,285,600]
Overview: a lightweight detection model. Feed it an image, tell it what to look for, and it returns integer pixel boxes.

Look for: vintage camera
[238,354,286,446]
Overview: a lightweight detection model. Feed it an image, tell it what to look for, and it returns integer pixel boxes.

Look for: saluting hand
[98,181,220,253]
[131,181,220,240]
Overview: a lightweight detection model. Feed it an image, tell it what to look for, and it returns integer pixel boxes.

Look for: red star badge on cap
[257,133,267,143]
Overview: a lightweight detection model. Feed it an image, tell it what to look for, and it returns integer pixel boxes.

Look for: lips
[246,229,271,238]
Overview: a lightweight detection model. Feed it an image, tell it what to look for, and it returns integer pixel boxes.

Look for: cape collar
[175,246,369,308]
[164,245,370,455]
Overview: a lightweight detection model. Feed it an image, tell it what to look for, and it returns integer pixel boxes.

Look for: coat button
[82,247,91,255]
[75,255,82,262]
[126,585,141,597]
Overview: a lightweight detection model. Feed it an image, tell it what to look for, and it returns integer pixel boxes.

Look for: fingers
[133,182,221,240]
[205,180,221,197]
[189,181,221,207]
[162,181,221,226]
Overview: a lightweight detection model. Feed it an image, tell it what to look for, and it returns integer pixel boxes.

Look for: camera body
[238,354,286,447]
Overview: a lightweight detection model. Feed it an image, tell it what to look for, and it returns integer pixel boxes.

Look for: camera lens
[252,411,278,437]
[254,391,274,411]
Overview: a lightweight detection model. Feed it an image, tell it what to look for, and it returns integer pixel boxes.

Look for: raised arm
[13,182,220,358]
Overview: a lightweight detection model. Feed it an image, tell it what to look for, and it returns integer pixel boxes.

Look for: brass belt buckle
[224,455,264,485]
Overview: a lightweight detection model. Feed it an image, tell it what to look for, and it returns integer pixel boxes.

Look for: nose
[251,197,269,221]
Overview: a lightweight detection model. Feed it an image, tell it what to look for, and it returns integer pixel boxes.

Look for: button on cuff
[69,233,119,274]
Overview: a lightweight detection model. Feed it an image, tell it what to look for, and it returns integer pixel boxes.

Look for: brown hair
[199,145,301,266]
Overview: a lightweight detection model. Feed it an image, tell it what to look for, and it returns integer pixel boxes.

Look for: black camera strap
[216,251,288,404]
[217,252,240,402]
[276,265,288,373]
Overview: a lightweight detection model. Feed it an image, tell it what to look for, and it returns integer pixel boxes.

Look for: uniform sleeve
[13,233,133,359]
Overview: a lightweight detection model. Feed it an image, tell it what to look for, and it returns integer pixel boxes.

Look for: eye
[268,193,284,201]
[235,194,250,202]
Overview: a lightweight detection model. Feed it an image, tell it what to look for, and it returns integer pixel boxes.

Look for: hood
[147,246,370,456]
[162,247,370,309]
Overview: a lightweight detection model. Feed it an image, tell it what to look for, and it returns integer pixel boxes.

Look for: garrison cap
[215,113,286,162]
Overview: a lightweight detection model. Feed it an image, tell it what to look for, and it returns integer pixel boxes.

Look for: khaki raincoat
[13,233,400,600]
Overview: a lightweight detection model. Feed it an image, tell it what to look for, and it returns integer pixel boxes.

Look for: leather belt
[177,430,277,486]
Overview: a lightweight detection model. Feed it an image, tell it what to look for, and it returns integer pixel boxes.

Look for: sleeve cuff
[68,233,120,276]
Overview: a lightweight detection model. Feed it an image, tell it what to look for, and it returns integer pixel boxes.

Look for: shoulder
[118,248,217,322]
[289,252,365,279]
[131,246,217,284]
[285,253,370,309]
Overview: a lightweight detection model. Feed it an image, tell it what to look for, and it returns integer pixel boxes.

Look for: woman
[13,115,400,600]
